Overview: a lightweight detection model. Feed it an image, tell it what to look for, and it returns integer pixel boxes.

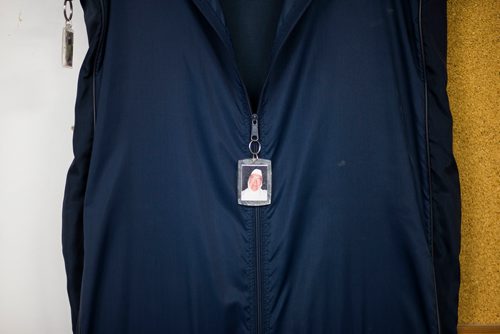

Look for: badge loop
[248,139,261,161]
[63,0,73,22]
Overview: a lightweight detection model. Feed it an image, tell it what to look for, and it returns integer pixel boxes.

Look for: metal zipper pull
[62,0,74,68]
[251,113,259,141]
[249,113,261,160]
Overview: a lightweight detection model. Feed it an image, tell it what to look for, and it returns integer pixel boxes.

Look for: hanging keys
[62,0,74,68]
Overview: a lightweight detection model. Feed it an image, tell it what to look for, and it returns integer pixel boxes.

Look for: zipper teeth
[418,0,441,333]
[222,22,264,334]
[226,5,313,334]
[255,206,262,334]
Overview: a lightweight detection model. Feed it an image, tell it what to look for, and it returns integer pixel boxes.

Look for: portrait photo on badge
[237,159,272,206]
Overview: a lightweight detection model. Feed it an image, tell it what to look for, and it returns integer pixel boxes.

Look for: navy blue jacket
[62,0,462,333]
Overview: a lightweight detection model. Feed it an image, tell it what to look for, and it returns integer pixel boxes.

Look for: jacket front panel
[256,1,435,333]
[61,0,461,333]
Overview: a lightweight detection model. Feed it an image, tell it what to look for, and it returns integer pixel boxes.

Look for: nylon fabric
[61,0,461,333]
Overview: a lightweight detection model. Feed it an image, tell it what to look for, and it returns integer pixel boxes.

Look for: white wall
[0,0,88,332]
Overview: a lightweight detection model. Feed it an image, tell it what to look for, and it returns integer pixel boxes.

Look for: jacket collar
[191,0,313,66]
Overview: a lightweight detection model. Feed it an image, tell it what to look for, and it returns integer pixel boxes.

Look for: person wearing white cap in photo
[241,168,268,201]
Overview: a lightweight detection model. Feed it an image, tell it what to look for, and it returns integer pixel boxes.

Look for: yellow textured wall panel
[447,0,500,325]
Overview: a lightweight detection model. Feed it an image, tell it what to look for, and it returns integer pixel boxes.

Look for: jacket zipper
[255,206,263,334]
[235,63,265,334]
[227,4,312,333]
[225,23,265,334]
[417,0,441,333]
[228,45,266,334]
[235,49,269,334]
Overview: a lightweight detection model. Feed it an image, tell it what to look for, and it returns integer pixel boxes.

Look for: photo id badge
[238,158,272,206]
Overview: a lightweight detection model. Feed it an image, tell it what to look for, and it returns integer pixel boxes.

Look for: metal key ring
[248,140,261,155]
[63,0,73,22]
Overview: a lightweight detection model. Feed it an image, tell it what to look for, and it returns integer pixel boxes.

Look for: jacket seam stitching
[92,0,106,132]
[418,1,441,334]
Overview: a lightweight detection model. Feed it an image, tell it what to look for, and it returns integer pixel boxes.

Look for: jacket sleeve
[61,0,104,332]
[420,1,462,333]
